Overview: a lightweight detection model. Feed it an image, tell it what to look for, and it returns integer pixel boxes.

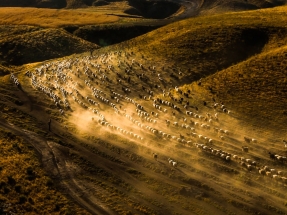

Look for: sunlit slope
[11,49,287,215]
[199,44,287,127]
[0,127,90,214]
[199,0,286,14]
[0,28,99,66]
[1,5,287,215]
[0,8,119,27]
[127,6,287,83]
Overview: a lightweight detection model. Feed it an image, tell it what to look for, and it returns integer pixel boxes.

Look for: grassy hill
[118,5,287,127]
[119,6,285,82]
[0,7,119,28]
[0,28,99,66]
[200,44,287,127]
[200,0,287,14]
[1,4,287,215]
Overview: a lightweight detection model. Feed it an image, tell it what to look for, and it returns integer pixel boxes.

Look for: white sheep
[259,169,266,175]
[233,155,238,160]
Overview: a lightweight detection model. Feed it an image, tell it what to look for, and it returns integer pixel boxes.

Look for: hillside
[200,0,287,14]
[0,28,99,66]
[123,6,286,82]
[0,0,182,19]
[1,4,287,215]
[123,5,287,127]
[199,44,287,128]
[0,7,119,28]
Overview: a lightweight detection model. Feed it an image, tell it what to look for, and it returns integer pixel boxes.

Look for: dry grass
[0,28,99,65]
[199,0,286,15]
[0,127,90,214]
[1,4,287,215]
[200,44,287,129]
[0,7,119,28]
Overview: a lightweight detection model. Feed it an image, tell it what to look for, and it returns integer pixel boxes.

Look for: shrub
[15,185,21,193]
[28,197,34,205]
[54,203,61,211]
[19,195,27,204]
[3,187,10,194]
[7,176,16,186]
[0,181,6,189]
[26,166,34,175]
[46,178,53,187]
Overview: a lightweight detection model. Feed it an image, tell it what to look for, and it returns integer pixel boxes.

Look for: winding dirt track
[0,119,114,215]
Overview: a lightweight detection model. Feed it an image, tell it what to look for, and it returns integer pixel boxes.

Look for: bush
[54,203,61,211]
[7,176,16,186]
[28,197,34,205]
[46,178,53,187]
[26,166,34,175]
[0,181,6,189]
[19,195,27,204]
[3,187,10,194]
[15,185,21,193]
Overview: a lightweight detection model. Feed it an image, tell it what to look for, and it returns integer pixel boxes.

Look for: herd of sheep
[11,49,286,186]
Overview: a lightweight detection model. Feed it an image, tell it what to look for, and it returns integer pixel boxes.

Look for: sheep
[275,155,284,163]
[242,146,249,152]
[281,177,287,183]
[259,169,266,175]
[172,161,178,168]
[168,158,177,167]
[244,137,251,143]
[264,166,270,171]
[153,153,158,161]
[246,164,253,171]
[233,155,238,160]
[266,172,272,177]
[269,152,276,160]
[246,159,252,164]
[219,129,224,134]
[251,138,257,143]
[239,161,247,169]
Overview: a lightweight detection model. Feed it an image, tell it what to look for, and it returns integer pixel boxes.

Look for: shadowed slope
[0,28,99,66]
[126,7,287,83]
[200,0,287,14]
[0,8,119,28]
[1,5,287,215]
[200,44,287,127]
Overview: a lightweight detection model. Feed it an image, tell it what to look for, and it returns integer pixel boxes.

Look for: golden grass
[0,127,90,214]
[1,4,287,215]
[199,44,287,129]
[0,7,119,28]
[0,28,99,65]
[103,4,287,131]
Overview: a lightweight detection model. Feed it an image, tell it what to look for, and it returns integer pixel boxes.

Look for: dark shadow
[72,24,161,47]
[127,0,181,19]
